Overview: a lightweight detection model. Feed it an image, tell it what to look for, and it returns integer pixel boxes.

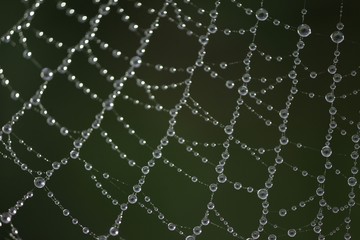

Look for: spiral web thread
[0,0,360,239]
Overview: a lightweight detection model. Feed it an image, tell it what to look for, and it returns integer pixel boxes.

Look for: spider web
[0,0,360,239]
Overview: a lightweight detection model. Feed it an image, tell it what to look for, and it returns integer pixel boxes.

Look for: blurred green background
[1,0,360,239]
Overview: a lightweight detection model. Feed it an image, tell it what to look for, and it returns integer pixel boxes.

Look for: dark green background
[1,0,360,239]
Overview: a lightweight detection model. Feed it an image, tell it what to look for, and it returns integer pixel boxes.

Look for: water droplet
[279,109,289,119]
[348,177,357,187]
[287,229,296,237]
[199,35,209,45]
[52,162,61,170]
[168,223,176,231]
[297,24,311,37]
[317,175,326,184]
[316,187,325,196]
[256,8,268,21]
[109,227,119,236]
[217,174,227,183]
[0,212,11,224]
[280,136,289,145]
[268,234,277,240]
[242,73,251,83]
[70,150,79,159]
[209,183,218,192]
[23,50,32,59]
[60,127,69,136]
[330,31,344,43]
[321,146,332,157]
[333,73,342,82]
[234,182,242,190]
[112,50,121,58]
[1,124,12,134]
[102,99,114,110]
[257,188,268,200]
[209,10,218,18]
[63,209,70,216]
[142,166,150,174]
[128,194,137,204]
[193,226,202,235]
[40,68,54,81]
[224,125,233,135]
[130,56,142,68]
[83,227,89,234]
[279,209,287,217]
[34,177,46,188]
[225,80,234,89]
[201,217,210,225]
[10,91,20,100]
[325,92,335,103]
[84,163,92,171]
[208,24,218,34]
[336,22,344,30]
[152,149,162,159]
[238,85,249,96]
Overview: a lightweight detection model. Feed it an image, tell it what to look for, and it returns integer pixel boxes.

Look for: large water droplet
[297,24,311,37]
[256,8,269,21]
[0,212,11,224]
[257,188,268,200]
[321,146,332,157]
[330,31,344,43]
[130,56,142,68]
[1,124,12,134]
[348,177,357,187]
[40,68,54,81]
[287,229,297,237]
[34,177,46,188]
[109,227,119,236]
[224,125,233,135]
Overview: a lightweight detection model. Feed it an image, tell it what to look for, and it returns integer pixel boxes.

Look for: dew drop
[268,234,277,240]
[287,229,297,237]
[297,24,311,37]
[168,223,176,231]
[193,226,202,235]
[279,109,289,119]
[224,125,233,135]
[257,188,268,200]
[152,149,162,159]
[199,35,209,45]
[255,8,269,21]
[0,212,11,224]
[128,194,138,204]
[330,31,344,43]
[1,124,12,134]
[109,227,119,236]
[130,56,142,68]
[238,85,249,96]
[321,146,332,158]
[325,92,335,103]
[34,177,46,188]
[279,209,287,217]
[347,177,357,187]
[40,68,54,81]
[225,80,234,89]
[185,236,195,240]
